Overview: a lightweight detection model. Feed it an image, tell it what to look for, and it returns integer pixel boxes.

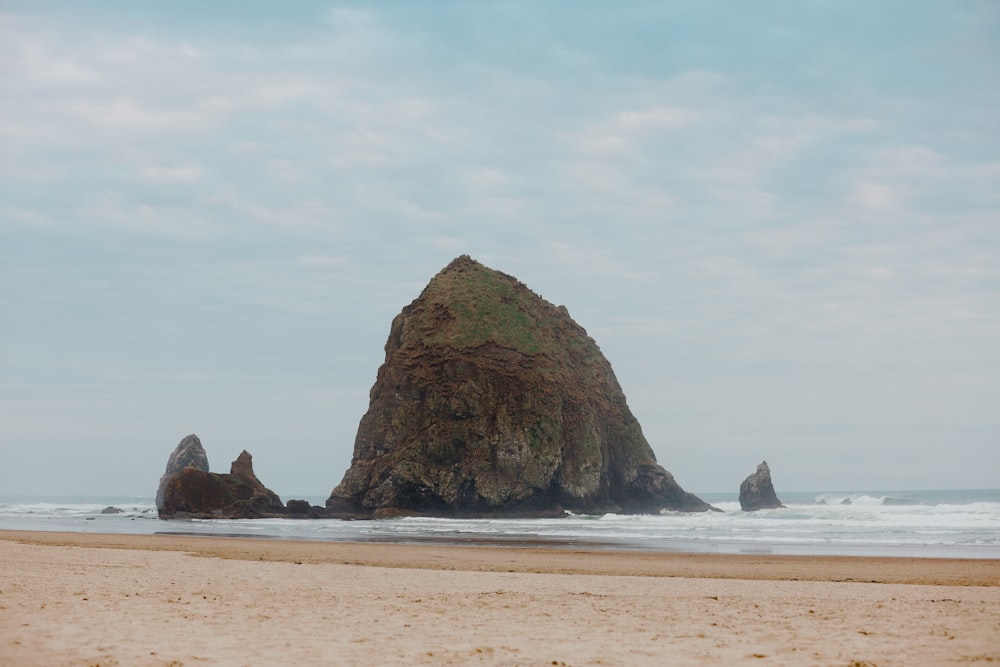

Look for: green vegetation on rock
[420,256,558,355]
[327,255,711,517]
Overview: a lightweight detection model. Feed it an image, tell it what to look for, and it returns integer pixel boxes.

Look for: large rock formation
[327,255,711,517]
[158,449,287,519]
[156,433,209,509]
[739,460,785,511]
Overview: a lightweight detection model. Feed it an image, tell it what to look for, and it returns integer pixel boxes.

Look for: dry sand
[2,531,998,666]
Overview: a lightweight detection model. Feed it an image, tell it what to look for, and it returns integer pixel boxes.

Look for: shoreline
[2,530,998,665]
[4,511,1000,561]
[4,529,1000,586]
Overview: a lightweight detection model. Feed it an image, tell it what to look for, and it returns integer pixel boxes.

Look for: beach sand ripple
[2,531,998,666]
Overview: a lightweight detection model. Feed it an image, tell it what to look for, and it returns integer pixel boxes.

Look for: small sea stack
[158,443,287,519]
[739,460,785,511]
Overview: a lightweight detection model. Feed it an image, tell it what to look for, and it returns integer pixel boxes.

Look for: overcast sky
[2,1,998,498]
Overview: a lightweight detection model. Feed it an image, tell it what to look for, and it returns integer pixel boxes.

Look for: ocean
[2,489,998,559]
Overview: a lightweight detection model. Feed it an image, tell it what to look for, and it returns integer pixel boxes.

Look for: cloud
[614,106,699,132]
[2,205,56,229]
[97,35,204,66]
[854,182,902,210]
[864,266,894,280]
[562,103,701,158]
[209,195,343,232]
[74,194,219,240]
[1,2,998,493]
[10,39,100,83]
[138,164,205,184]
[295,254,347,268]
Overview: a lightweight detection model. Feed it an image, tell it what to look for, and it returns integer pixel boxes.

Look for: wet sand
[2,530,999,665]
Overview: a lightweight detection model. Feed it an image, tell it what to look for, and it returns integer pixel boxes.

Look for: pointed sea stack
[739,460,785,511]
[327,255,711,517]
[156,433,209,509]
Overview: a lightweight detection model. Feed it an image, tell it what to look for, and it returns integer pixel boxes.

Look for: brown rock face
[158,449,286,519]
[155,433,209,509]
[327,255,711,516]
[739,460,785,511]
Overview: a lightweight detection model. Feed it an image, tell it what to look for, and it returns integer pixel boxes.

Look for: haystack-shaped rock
[155,433,209,509]
[327,255,711,516]
[739,460,785,511]
[159,450,286,519]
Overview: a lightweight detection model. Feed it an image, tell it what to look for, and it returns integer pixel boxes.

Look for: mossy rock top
[406,255,599,367]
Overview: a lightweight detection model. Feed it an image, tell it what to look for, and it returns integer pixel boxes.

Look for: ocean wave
[2,492,999,558]
[0,501,156,519]
[814,493,920,506]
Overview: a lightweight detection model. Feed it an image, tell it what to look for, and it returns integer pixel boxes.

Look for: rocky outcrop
[156,434,209,509]
[286,499,313,514]
[158,450,287,519]
[285,499,330,518]
[327,255,712,517]
[739,460,785,511]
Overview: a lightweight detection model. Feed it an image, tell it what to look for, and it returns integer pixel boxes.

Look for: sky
[2,1,998,498]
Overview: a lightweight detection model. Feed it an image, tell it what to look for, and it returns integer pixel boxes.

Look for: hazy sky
[2,2,998,498]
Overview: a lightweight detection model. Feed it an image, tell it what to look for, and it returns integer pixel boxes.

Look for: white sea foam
[815,493,916,506]
[2,490,998,558]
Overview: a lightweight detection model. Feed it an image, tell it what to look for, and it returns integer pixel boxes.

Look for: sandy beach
[2,531,998,666]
